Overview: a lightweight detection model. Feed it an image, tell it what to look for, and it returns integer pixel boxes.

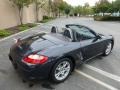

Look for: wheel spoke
[55,72,61,77]
[105,43,112,55]
[54,61,71,81]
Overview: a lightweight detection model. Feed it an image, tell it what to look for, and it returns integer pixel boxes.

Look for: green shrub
[43,16,54,20]
[43,16,49,20]
[19,24,30,31]
[40,16,54,23]
[94,16,120,21]
[0,30,11,37]
[74,13,77,16]
[28,23,37,28]
[70,14,73,17]
[18,24,37,31]
[39,19,50,23]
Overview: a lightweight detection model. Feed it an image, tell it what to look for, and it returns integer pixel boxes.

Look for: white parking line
[75,70,118,90]
[84,64,120,82]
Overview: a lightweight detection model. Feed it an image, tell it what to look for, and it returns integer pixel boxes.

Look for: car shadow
[21,77,59,89]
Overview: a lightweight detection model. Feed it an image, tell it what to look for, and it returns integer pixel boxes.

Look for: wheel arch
[111,39,114,49]
[49,55,76,82]
[63,55,76,72]
[49,55,76,77]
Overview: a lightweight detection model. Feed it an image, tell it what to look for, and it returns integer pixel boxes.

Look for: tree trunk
[103,13,104,16]
[66,14,68,18]
[58,9,60,18]
[48,0,51,17]
[18,8,23,25]
[119,10,120,17]
[35,4,39,22]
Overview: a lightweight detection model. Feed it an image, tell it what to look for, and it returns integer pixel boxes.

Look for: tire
[51,58,73,83]
[103,41,113,56]
[12,61,18,70]
[9,55,18,70]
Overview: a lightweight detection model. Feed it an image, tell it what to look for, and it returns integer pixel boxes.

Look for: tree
[50,0,71,17]
[80,3,93,16]
[93,0,111,16]
[93,2,100,14]
[65,6,71,17]
[113,0,120,12]
[84,2,89,8]
[34,0,47,22]
[51,0,64,17]
[73,6,82,16]
[58,1,67,17]
[82,3,90,15]
[51,1,59,17]
[48,0,52,16]
[9,0,33,25]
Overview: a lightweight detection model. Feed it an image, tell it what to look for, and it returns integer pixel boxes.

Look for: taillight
[22,54,48,65]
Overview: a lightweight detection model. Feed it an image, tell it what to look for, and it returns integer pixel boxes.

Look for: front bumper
[9,54,53,81]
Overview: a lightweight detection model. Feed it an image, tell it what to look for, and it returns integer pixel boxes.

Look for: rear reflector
[22,54,48,65]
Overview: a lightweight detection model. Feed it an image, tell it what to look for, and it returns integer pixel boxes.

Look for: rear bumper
[16,63,49,80]
[9,54,53,81]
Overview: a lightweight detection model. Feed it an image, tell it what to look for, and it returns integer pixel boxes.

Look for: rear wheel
[12,61,18,70]
[51,58,73,83]
[9,56,18,70]
[103,41,113,56]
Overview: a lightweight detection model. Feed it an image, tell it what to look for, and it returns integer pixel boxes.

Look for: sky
[63,0,114,6]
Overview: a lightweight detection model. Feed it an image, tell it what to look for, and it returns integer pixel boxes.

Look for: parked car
[9,24,114,83]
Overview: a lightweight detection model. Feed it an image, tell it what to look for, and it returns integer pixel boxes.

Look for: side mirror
[96,34,101,39]
[93,34,101,42]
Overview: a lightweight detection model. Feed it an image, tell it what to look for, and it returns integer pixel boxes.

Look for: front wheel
[51,58,73,83]
[103,42,113,56]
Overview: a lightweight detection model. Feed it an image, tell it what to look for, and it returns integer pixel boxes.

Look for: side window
[75,32,81,41]
[76,27,96,41]
[67,25,96,41]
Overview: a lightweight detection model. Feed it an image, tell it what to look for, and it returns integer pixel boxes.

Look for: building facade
[0,0,48,29]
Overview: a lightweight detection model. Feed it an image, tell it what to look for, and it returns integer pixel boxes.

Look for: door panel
[80,38,105,61]
[67,25,106,61]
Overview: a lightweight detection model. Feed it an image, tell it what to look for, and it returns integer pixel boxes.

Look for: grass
[0,23,37,38]
[39,19,52,23]
[19,24,30,31]
[39,16,55,23]
[18,23,37,31]
[0,29,11,37]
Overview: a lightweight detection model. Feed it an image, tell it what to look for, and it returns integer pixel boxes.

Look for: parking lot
[0,17,120,90]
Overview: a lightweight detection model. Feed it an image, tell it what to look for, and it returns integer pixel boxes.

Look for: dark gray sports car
[9,24,114,83]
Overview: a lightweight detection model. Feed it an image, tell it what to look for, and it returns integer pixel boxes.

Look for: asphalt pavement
[0,17,120,90]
